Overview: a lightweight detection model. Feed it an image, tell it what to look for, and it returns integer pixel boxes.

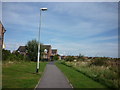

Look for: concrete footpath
[35,61,72,88]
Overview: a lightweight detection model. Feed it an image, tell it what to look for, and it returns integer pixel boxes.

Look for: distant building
[16,44,59,61]
[0,21,6,49]
[50,49,58,60]
[61,56,67,60]
[17,46,27,55]
[51,49,57,56]
[41,45,52,60]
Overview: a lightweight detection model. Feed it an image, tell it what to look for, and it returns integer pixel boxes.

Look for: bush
[60,60,66,65]
[2,49,28,61]
[52,55,59,60]
[2,49,11,61]
[90,57,108,66]
[62,58,119,88]
[77,53,85,61]
[65,56,75,62]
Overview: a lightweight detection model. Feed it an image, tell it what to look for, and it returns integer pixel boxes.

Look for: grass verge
[56,61,107,88]
[65,61,119,88]
[2,61,47,88]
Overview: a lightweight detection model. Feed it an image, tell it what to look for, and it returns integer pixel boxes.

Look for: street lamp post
[36,8,47,73]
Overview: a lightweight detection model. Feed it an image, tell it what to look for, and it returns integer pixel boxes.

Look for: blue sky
[2,2,118,57]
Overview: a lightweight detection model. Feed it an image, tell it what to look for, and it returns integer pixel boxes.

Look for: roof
[52,49,57,53]
[0,21,6,33]
[41,45,51,51]
[17,46,26,52]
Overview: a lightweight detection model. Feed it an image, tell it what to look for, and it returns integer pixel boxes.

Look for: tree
[26,39,43,61]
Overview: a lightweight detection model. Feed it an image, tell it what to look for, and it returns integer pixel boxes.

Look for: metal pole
[36,10,42,73]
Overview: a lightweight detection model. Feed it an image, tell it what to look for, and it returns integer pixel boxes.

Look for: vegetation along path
[56,61,107,88]
[36,61,72,88]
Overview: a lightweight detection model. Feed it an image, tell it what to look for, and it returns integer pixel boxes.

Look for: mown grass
[2,61,47,88]
[56,61,107,88]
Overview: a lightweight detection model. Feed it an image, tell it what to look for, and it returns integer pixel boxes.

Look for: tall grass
[64,59,119,88]
[56,61,106,88]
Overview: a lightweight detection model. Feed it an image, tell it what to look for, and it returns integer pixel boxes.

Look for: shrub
[2,49,11,61]
[52,55,59,60]
[90,57,107,66]
[65,56,75,62]
[77,53,85,61]
[60,60,66,65]
[2,49,28,61]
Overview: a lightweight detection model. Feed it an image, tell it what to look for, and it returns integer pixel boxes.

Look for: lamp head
[40,8,48,11]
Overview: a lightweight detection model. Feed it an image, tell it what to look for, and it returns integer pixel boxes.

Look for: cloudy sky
[2,2,118,57]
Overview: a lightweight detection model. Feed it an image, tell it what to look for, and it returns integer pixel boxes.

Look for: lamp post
[36,8,47,73]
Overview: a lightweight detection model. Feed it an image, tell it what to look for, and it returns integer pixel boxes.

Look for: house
[42,46,59,60]
[17,46,27,56]
[51,49,57,56]
[0,21,6,49]
[61,56,67,60]
[16,44,59,61]
[41,45,52,60]
[50,49,58,60]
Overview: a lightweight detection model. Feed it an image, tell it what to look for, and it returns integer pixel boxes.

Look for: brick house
[41,45,52,60]
[17,46,27,56]
[50,49,58,60]
[42,46,59,60]
[51,49,57,56]
[17,44,58,61]
[0,21,6,49]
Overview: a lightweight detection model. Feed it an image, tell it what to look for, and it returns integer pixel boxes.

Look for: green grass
[2,61,47,88]
[56,61,107,88]
[65,61,119,88]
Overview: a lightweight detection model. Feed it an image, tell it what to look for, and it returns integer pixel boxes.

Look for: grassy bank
[64,60,119,88]
[56,61,107,88]
[2,61,47,88]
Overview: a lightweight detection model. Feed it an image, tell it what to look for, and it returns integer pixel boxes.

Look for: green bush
[2,49,28,61]
[60,60,66,65]
[52,55,59,60]
[90,57,108,66]
[2,49,11,61]
[65,56,75,62]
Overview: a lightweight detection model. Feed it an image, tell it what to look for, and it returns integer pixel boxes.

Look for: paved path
[36,61,72,88]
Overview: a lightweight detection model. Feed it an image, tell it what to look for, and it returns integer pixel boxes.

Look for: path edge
[55,63,74,88]
[34,63,48,89]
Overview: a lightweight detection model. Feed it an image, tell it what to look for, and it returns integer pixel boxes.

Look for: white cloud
[2,3,39,31]
[52,41,118,57]
[5,42,25,51]
[42,2,118,39]
[52,2,117,21]
[2,2,118,57]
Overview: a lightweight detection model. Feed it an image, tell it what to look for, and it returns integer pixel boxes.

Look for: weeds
[60,59,119,88]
